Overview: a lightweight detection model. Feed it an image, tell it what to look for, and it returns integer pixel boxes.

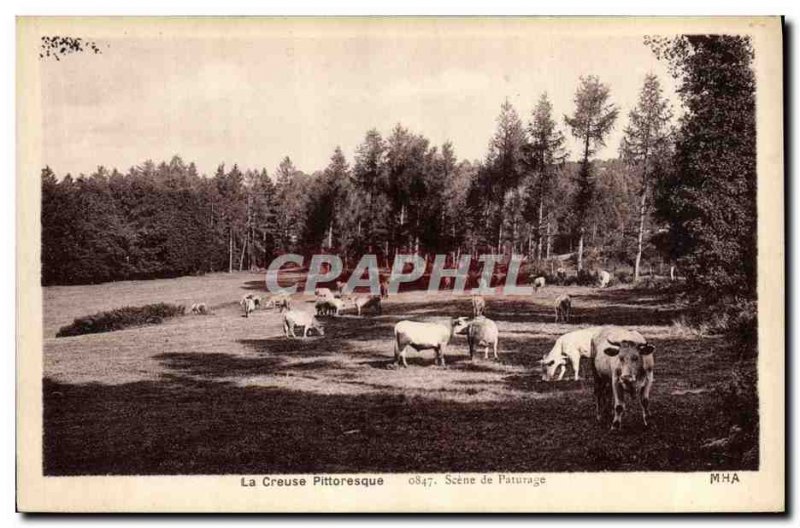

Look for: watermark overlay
[266,254,541,296]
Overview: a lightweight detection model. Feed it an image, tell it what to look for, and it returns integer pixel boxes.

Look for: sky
[41,25,681,178]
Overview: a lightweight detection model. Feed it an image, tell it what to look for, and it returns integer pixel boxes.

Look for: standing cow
[591,326,655,430]
[533,276,546,289]
[598,270,611,288]
[472,295,486,317]
[454,316,499,360]
[554,293,571,323]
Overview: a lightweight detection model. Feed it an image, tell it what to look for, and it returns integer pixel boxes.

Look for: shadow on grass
[43,372,758,475]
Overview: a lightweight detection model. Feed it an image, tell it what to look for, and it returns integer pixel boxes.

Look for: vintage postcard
[16,16,784,512]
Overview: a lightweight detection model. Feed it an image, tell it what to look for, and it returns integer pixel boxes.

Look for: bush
[576,269,598,286]
[56,303,186,337]
[614,269,633,284]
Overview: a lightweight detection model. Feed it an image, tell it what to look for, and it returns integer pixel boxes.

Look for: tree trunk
[577,230,584,272]
[238,236,247,271]
[634,179,648,281]
[670,264,675,281]
[327,223,333,249]
[546,221,552,260]
[537,200,544,262]
[228,228,234,273]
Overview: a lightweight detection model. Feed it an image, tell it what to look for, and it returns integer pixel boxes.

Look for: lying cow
[282,310,325,338]
[190,303,209,315]
[454,316,499,360]
[472,295,486,317]
[315,297,344,317]
[554,293,571,323]
[540,326,603,381]
[353,295,382,316]
[393,319,459,368]
[591,326,654,430]
[598,270,611,288]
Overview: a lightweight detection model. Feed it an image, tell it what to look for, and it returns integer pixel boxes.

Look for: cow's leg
[611,381,625,431]
[492,340,498,360]
[393,340,402,367]
[594,378,606,423]
[484,344,489,360]
[468,335,474,360]
[640,373,654,428]
[571,355,581,381]
[439,345,446,367]
[283,320,289,337]
[554,307,559,323]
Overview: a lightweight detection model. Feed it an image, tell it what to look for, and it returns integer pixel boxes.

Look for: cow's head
[452,317,471,335]
[540,355,567,381]
[604,338,655,386]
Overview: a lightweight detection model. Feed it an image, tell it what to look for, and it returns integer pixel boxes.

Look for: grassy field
[43,271,758,475]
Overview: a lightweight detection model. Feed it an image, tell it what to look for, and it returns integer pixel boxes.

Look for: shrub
[614,269,633,284]
[56,303,186,337]
[576,269,598,286]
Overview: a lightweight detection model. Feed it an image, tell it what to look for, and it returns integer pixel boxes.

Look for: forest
[40,35,756,317]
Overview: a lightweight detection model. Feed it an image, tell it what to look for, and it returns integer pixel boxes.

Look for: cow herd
[218,283,655,431]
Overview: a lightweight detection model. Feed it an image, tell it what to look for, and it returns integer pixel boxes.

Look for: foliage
[56,303,186,337]
[647,35,757,304]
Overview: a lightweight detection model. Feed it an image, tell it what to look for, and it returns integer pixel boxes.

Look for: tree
[352,129,389,256]
[619,74,673,280]
[564,75,619,271]
[522,93,568,261]
[647,35,756,302]
[487,99,526,253]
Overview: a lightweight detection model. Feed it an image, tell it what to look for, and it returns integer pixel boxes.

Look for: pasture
[43,272,757,475]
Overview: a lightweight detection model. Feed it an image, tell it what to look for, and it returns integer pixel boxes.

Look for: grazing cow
[240,296,257,318]
[591,327,654,430]
[598,270,611,288]
[554,293,571,323]
[315,297,344,317]
[472,295,486,317]
[353,295,382,316]
[282,310,325,338]
[540,326,604,381]
[556,267,567,285]
[190,303,209,315]
[454,316,499,360]
[393,319,460,367]
[533,276,546,289]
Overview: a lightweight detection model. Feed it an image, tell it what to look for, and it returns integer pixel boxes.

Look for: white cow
[540,326,604,381]
[282,310,325,338]
[598,270,611,288]
[393,320,459,367]
[454,316,499,360]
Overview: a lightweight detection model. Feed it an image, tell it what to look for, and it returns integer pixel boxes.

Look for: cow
[190,303,209,315]
[554,293,571,323]
[591,326,654,430]
[240,296,257,318]
[380,279,390,299]
[315,287,335,300]
[454,316,499,360]
[273,294,292,313]
[556,267,567,285]
[533,276,546,289]
[392,319,460,368]
[315,297,344,317]
[282,310,325,338]
[472,295,486,317]
[598,270,611,288]
[353,295,382,316]
[540,326,604,381]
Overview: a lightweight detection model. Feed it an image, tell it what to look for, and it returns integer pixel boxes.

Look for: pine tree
[564,75,619,271]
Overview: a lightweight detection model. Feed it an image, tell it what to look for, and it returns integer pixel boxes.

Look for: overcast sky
[41,28,680,178]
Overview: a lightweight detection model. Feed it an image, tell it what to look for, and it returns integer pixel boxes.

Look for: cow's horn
[607,337,621,347]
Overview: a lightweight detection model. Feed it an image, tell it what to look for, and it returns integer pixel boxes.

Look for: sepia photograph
[15,16,784,512]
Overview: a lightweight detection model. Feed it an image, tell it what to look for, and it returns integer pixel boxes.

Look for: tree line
[41,35,756,310]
